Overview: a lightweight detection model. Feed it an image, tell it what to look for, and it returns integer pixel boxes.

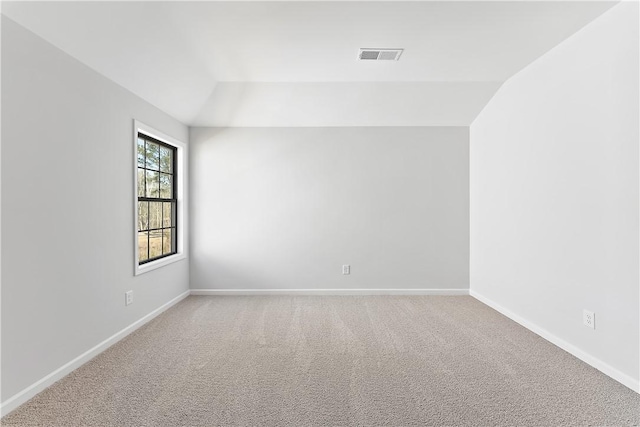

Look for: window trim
[133,120,187,275]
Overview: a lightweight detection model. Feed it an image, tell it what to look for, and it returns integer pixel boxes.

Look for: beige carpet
[2,295,639,426]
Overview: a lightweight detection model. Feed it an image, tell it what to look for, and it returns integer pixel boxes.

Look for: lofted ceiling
[2,1,617,127]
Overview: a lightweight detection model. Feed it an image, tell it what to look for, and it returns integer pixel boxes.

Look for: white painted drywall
[190,82,502,127]
[190,127,469,291]
[2,1,616,126]
[470,2,639,386]
[1,17,190,401]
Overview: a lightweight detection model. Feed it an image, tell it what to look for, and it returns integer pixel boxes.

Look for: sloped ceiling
[2,1,616,127]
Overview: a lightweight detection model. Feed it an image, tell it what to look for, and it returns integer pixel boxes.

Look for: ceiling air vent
[358,48,403,61]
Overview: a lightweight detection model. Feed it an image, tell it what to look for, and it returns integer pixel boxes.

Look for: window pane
[160,146,173,173]
[145,170,159,198]
[149,202,162,229]
[138,231,149,262]
[145,141,160,170]
[162,228,173,254]
[160,173,172,198]
[137,169,145,197]
[162,202,174,227]
[138,202,149,231]
[137,138,146,167]
[149,230,163,258]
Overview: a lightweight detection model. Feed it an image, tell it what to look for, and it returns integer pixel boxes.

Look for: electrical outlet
[342,265,350,275]
[125,290,134,306]
[583,309,595,329]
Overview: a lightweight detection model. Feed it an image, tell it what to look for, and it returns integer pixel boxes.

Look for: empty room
[1,0,639,425]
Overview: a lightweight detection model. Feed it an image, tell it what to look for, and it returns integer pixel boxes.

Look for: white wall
[470,2,639,390]
[190,126,469,292]
[190,82,502,127]
[1,17,190,402]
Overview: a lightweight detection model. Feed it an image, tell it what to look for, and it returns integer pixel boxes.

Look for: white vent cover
[358,48,403,61]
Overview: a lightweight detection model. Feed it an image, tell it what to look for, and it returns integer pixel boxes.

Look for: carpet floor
[2,295,639,426]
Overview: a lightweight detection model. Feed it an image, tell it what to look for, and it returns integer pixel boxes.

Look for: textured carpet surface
[2,295,639,426]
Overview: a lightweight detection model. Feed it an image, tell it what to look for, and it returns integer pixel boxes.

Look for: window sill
[134,252,186,276]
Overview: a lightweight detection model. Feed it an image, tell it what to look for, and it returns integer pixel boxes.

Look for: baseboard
[470,289,640,394]
[0,289,191,417]
[190,288,469,296]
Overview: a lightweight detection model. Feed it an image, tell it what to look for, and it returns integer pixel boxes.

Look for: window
[134,121,186,275]
[137,133,176,263]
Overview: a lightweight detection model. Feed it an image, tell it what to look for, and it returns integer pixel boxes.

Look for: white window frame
[133,120,188,275]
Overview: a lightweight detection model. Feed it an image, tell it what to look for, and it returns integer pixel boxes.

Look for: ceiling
[2,1,617,127]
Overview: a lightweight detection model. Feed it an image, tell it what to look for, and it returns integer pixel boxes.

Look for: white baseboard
[0,290,191,417]
[190,288,470,296]
[470,289,640,394]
